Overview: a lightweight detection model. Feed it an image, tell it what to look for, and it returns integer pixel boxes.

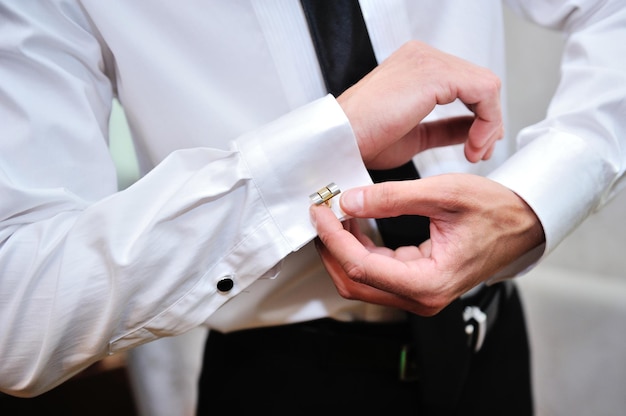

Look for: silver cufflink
[309,182,341,205]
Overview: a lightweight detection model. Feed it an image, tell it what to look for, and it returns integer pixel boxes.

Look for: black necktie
[300,0,430,248]
[300,0,471,410]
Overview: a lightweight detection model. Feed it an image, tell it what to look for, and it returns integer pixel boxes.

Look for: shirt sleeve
[0,2,372,396]
[487,0,626,280]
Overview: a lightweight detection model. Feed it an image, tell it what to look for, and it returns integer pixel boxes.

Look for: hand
[339,41,503,169]
[310,174,545,316]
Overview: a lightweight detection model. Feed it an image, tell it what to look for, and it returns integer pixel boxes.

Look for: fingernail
[340,189,364,214]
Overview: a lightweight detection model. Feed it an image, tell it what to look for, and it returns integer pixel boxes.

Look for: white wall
[503,7,626,416]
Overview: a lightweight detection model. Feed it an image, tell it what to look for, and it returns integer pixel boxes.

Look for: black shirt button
[216,277,234,292]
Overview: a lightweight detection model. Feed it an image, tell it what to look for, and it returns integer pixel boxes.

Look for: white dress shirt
[1,0,625,398]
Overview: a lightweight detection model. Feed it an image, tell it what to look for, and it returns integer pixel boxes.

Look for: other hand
[310,174,545,316]
[339,41,503,169]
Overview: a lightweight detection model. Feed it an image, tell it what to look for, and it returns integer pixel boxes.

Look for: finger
[314,237,378,297]
[465,121,503,162]
[457,76,503,162]
[310,204,371,262]
[366,116,475,170]
[415,113,502,164]
[339,175,464,219]
[481,141,497,160]
[416,116,473,150]
[311,204,423,294]
[315,239,436,315]
[422,115,501,163]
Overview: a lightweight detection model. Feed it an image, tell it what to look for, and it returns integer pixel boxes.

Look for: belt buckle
[463,306,487,352]
[399,344,419,382]
[463,282,508,352]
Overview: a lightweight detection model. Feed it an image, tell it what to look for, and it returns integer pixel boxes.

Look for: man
[1,1,624,415]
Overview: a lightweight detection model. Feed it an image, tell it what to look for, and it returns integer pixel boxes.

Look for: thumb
[339,174,468,219]
[339,180,428,218]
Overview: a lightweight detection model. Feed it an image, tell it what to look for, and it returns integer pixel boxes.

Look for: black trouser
[197,283,532,415]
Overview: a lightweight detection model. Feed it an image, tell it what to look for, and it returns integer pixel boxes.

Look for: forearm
[0,94,372,397]
[492,0,626,269]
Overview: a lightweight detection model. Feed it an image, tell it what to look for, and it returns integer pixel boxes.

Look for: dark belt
[212,318,413,375]
[210,281,512,382]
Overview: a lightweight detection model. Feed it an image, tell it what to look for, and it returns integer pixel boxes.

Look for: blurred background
[2,6,625,416]
[504,7,626,416]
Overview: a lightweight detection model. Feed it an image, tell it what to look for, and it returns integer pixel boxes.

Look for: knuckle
[403,39,425,54]
[377,182,402,214]
[331,263,366,300]
[335,285,356,300]
[345,261,367,283]
[436,177,466,209]
[482,70,502,93]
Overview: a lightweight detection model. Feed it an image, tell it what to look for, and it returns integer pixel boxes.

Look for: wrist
[337,92,371,165]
